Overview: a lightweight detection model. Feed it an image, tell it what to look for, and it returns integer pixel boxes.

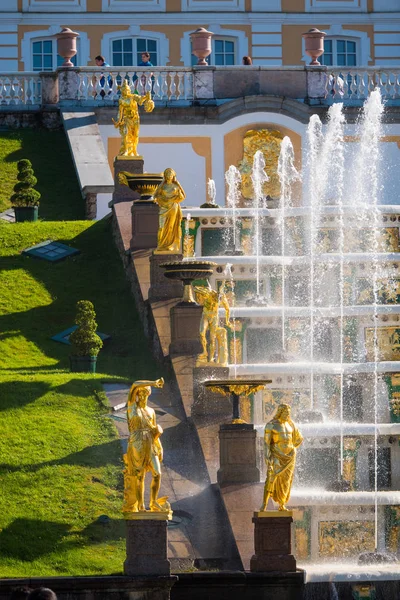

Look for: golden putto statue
[238,129,284,200]
[195,281,233,366]
[153,168,186,254]
[260,403,303,512]
[123,378,171,516]
[112,79,154,157]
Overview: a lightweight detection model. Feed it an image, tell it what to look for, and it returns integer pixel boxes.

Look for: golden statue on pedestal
[260,404,303,512]
[123,377,171,517]
[195,281,233,366]
[112,79,154,157]
[153,168,186,254]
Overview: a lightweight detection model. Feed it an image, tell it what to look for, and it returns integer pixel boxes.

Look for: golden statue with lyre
[112,79,154,158]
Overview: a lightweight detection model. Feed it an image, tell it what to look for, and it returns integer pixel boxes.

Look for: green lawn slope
[0,218,161,577]
[0,131,84,219]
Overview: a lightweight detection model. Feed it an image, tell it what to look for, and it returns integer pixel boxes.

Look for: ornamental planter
[69,355,97,373]
[13,206,38,222]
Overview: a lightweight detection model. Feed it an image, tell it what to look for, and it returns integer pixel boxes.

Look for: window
[190,37,236,66]
[214,38,235,66]
[111,38,158,66]
[321,39,357,67]
[32,39,77,71]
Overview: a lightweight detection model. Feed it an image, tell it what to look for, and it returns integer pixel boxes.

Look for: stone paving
[103,380,241,571]
[0,209,15,222]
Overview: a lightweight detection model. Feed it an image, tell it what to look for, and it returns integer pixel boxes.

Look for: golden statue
[238,129,284,200]
[112,79,154,157]
[194,281,233,366]
[260,403,303,512]
[123,377,171,515]
[153,168,186,254]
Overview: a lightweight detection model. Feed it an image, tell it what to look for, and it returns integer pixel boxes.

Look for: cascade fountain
[182,89,400,577]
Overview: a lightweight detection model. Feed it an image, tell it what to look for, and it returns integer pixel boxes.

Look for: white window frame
[212,37,237,66]
[301,25,371,66]
[102,0,165,10]
[22,0,86,11]
[180,26,248,66]
[21,26,90,71]
[102,26,169,67]
[305,0,367,12]
[320,38,358,67]
[181,0,244,10]
[32,38,57,72]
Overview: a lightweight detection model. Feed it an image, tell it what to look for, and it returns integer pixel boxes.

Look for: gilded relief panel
[319,521,375,558]
[365,327,400,361]
[263,388,311,422]
[316,228,399,254]
[238,129,284,200]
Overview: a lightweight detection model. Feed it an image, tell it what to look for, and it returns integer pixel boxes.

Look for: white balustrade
[0,72,41,106]
[327,67,400,101]
[77,67,194,104]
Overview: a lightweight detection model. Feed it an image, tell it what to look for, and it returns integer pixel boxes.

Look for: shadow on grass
[0,518,72,561]
[0,516,125,562]
[2,130,85,221]
[0,219,162,381]
[0,379,51,411]
[0,439,123,473]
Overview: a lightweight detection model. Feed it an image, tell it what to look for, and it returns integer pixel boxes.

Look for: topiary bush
[10,159,41,207]
[69,300,103,357]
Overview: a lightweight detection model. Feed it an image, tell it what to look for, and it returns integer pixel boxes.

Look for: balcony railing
[1,66,400,110]
[0,72,42,106]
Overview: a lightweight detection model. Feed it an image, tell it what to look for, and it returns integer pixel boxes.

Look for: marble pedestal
[131,201,159,251]
[113,156,143,203]
[148,252,183,302]
[170,304,203,355]
[217,424,260,485]
[250,513,296,572]
[124,516,171,576]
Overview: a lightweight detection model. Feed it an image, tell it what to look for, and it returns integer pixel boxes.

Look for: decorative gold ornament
[238,129,284,200]
[194,281,233,366]
[203,379,271,424]
[112,80,154,157]
[153,168,186,254]
[365,326,400,361]
[260,404,303,512]
[319,520,375,558]
[122,378,172,518]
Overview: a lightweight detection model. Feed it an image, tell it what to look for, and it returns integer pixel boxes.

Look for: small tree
[70,300,103,357]
[11,159,41,207]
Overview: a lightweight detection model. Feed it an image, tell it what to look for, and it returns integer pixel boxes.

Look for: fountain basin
[160,260,216,305]
[118,172,163,201]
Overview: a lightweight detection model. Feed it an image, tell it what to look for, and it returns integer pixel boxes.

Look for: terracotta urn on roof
[302,28,327,66]
[190,27,214,66]
[56,27,79,67]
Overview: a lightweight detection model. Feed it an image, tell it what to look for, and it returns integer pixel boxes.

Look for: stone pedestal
[170,304,203,355]
[131,201,159,251]
[218,424,260,485]
[250,513,296,572]
[113,156,143,203]
[148,252,183,302]
[192,366,231,417]
[124,517,170,576]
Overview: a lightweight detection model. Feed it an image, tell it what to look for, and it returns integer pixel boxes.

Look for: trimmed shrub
[11,159,41,207]
[70,300,103,357]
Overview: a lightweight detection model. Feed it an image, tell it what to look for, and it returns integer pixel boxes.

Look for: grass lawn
[0,218,162,577]
[0,131,84,219]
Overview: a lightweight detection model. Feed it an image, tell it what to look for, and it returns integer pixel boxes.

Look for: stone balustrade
[1,66,400,110]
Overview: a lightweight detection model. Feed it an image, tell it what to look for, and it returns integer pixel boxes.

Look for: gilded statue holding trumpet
[123,377,171,516]
[112,79,154,158]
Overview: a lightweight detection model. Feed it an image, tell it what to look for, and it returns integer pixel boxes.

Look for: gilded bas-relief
[263,389,311,422]
[365,327,400,361]
[316,227,399,254]
[238,129,284,200]
[319,521,375,558]
[385,506,400,553]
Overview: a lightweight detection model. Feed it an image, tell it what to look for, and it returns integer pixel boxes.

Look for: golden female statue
[260,404,303,512]
[153,168,186,254]
[112,80,154,157]
[123,377,170,514]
